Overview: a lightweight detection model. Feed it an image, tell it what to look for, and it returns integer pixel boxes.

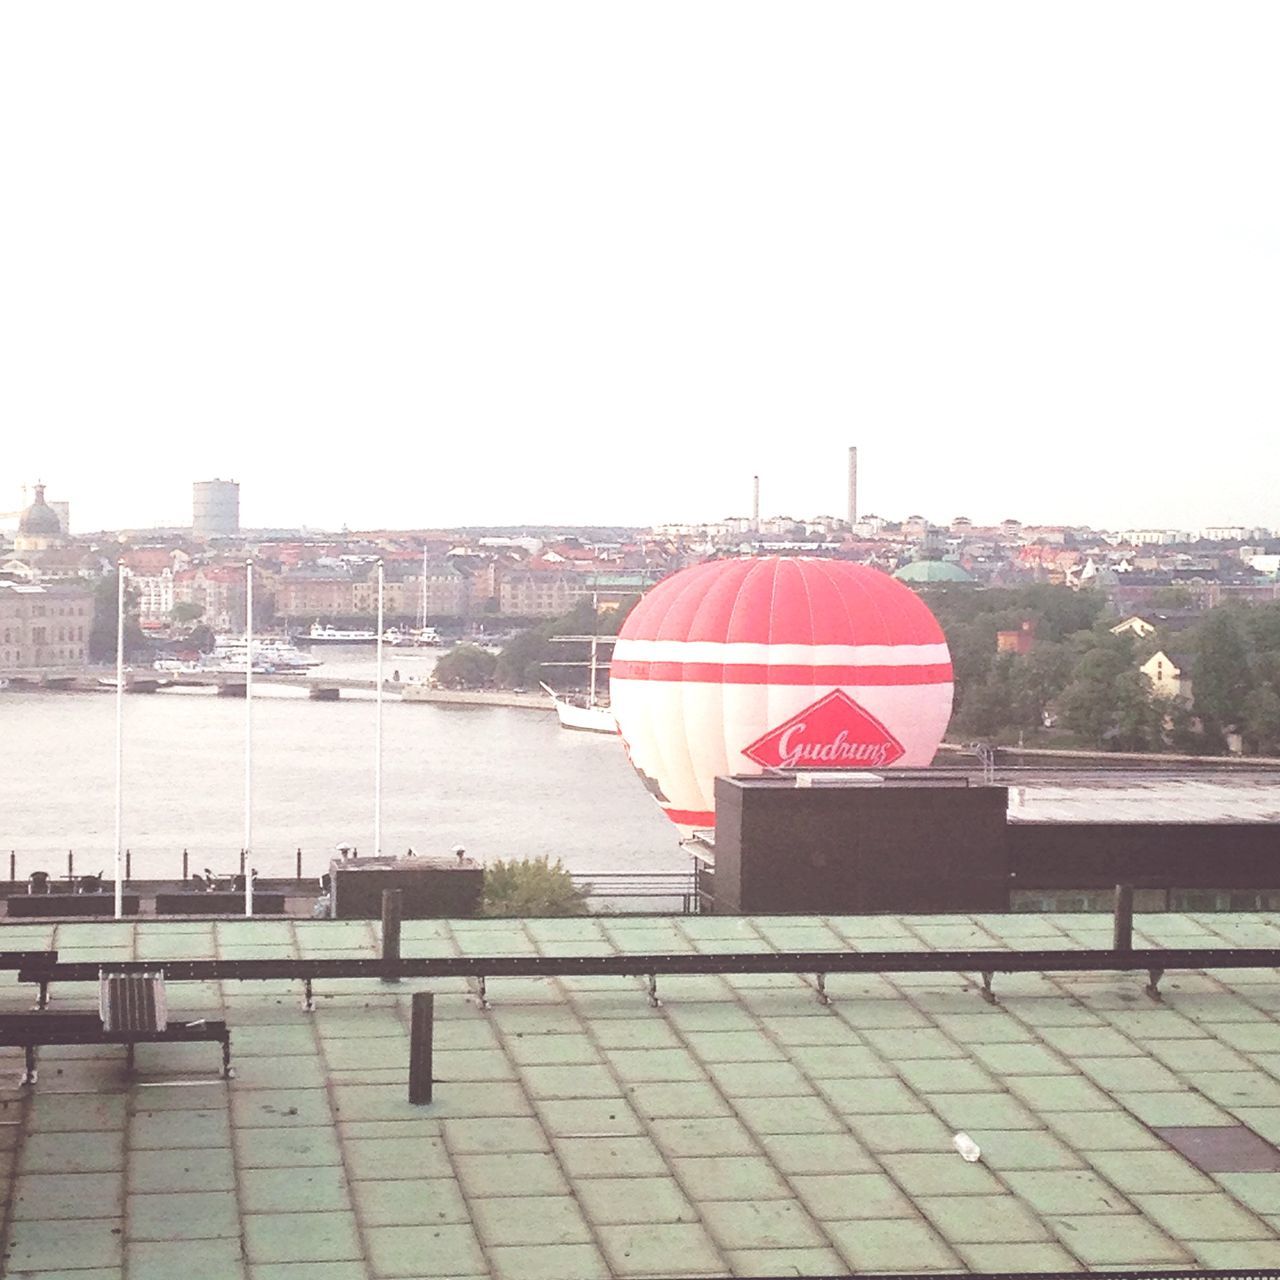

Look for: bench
[155,892,286,916]
[0,951,57,970]
[7,894,140,918]
[0,1012,232,1084]
[18,946,1280,1012]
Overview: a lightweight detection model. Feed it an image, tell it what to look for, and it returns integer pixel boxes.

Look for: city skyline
[4,5,1279,533]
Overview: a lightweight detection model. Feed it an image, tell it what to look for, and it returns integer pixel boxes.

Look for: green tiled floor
[2,910,1280,1276]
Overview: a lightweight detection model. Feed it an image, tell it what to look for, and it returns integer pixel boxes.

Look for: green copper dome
[892,559,974,584]
[18,484,61,536]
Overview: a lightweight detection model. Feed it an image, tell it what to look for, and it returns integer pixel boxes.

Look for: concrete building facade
[0,580,94,670]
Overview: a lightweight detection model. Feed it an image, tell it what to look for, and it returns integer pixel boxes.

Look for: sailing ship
[540,632,618,734]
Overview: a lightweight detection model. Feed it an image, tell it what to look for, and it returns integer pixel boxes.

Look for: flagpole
[375,560,384,857]
[244,560,254,917]
[114,562,125,919]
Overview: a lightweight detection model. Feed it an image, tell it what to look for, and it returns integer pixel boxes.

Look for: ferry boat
[385,626,443,647]
[304,623,378,645]
[212,636,322,673]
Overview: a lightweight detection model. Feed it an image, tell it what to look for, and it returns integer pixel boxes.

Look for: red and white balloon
[610,557,954,835]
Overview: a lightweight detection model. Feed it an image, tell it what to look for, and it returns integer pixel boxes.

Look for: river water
[0,648,683,881]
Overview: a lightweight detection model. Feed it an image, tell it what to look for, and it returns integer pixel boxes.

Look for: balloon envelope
[610,557,954,835]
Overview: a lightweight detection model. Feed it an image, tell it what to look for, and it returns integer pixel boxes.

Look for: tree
[1194,610,1253,731]
[1243,684,1280,756]
[433,644,497,688]
[171,601,204,624]
[88,572,148,663]
[482,857,591,917]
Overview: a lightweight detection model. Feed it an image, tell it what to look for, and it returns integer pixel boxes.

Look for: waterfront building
[172,564,247,632]
[0,580,93,669]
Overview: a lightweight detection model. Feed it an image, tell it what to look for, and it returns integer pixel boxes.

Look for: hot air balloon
[610,557,953,836]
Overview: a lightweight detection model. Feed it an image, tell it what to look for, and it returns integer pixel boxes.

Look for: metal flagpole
[244,560,254,917]
[375,561,384,856]
[114,562,125,919]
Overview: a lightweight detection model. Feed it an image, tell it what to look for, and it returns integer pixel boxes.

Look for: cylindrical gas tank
[610,557,953,835]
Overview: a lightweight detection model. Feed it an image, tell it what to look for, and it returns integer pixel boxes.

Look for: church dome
[893,559,974,584]
[18,484,62,537]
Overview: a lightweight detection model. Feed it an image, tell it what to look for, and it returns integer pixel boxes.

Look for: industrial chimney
[847,447,858,526]
[752,475,760,530]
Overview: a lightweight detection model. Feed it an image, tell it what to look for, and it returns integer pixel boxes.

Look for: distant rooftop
[3,911,1280,1274]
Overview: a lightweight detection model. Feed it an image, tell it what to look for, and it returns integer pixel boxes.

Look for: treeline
[935,584,1280,755]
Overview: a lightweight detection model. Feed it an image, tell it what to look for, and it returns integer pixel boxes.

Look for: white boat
[540,629,619,734]
[212,635,322,672]
[540,683,618,732]
[304,623,378,645]
[385,626,443,647]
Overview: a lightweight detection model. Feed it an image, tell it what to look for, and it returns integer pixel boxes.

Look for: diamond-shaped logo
[743,689,905,770]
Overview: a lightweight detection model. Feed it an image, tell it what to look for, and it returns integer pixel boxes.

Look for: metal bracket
[1146,967,1164,1000]
[815,973,831,1006]
[35,980,50,1012]
[646,974,661,1008]
[300,977,315,1012]
[22,1046,36,1086]
[475,975,491,1011]
[979,971,997,1005]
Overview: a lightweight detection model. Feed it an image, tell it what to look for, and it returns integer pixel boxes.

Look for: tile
[1133,1191,1273,1240]
[725,1247,846,1275]
[535,1097,644,1136]
[442,1116,549,1153]
[554,1135,670,1177]
[1040,1109,1163,1150]
[628,1082,733,1119]
[128,1189,239,1240]
[1045,1213,1189,1264]
[10,1171,123,1221]
[843,1112,954,1153]
[775,1043,888,1077]
[917,1193,1051,1243]
[232,1089,334,1129]
[1185,1239,1280,1267]
[486,1241,609,1280]
[756,1132,878,1176]
[364,1222,488,1277]
[953,1241,1081,1270]
[881,1153,1005,1196]
[827,1216,960,1271]
[344,1136,453,1181]
[895,1058,996,1094]
[26,1093,126,1131]
[243,1212,362,1264]
[680,1030,786,1062]
[1086,1147,1215,1193]
[132,1108,230,1150]
[700,1198,826,1250]
[1217,1171,1280,1215]
[969,1042,1072,1075]
[575,1176,698,1224]
[923,1092,1041,1131]
[19,1131,124,1174]
[128,1146,235,1193]
[129,1237,245,1280]
[235,1126,343,1169]
[817,1077,925,1115]
[1003,1169,1130,1214]
[471,1194,592,1246]
[522,1064,621,1099]
[704,1061,813,1098]
[506,1033,600,1065]
[1116,1090,1235,1127]
[350,1177,469,1226]
[454,1151,569,1197]
[648,1117,758,1158]
[673,1155,792,1200]
[5,1218,123,1272]
[1075,1056,1185,1092]
[792,1172,916,1220]
[240,1166,352,1213]
[597,1221,726,1276]
[731,1095,844,1135]
[1004,1075,1116,1112]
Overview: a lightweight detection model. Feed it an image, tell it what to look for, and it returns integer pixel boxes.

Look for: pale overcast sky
[2,3,1277,534]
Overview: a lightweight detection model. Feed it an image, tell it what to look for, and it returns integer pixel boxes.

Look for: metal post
[408,991,434,1104]
[8,851,14,883]
[67,849,73,881]
[1113,883,1134,951]
[244,560,254,918]
[182,848,189,880]
[296,847,303,880]
[374,561,385,857]
[114,561,125,919]
[381,888,401,983]
[125,849,131,883]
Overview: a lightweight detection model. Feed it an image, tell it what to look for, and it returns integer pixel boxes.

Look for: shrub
[482,856,590,917]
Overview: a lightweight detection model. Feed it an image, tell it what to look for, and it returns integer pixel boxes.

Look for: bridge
[0,666,551,709]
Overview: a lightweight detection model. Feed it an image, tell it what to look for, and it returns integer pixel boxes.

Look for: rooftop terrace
[3,912,1280,1276]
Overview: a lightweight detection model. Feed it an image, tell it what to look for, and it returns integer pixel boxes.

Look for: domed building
[15,484,66,553]
[892,558,975,586]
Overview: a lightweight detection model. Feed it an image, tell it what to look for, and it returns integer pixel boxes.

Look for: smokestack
[847,447,858,526]
[752,475,760,529]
